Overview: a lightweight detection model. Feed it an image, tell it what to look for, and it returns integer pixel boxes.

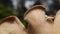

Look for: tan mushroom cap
[0,16,28,34]
[24,5,45,17]
[0,16,25,29]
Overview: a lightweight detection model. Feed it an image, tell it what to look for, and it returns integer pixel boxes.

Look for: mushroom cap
[24,5,45,17]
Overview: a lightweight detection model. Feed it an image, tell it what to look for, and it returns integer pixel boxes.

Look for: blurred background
[0,0,60,28]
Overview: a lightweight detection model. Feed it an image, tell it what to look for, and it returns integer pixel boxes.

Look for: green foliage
[0,4,17,19]
[58,0,60,5]
[20,18,28,28]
